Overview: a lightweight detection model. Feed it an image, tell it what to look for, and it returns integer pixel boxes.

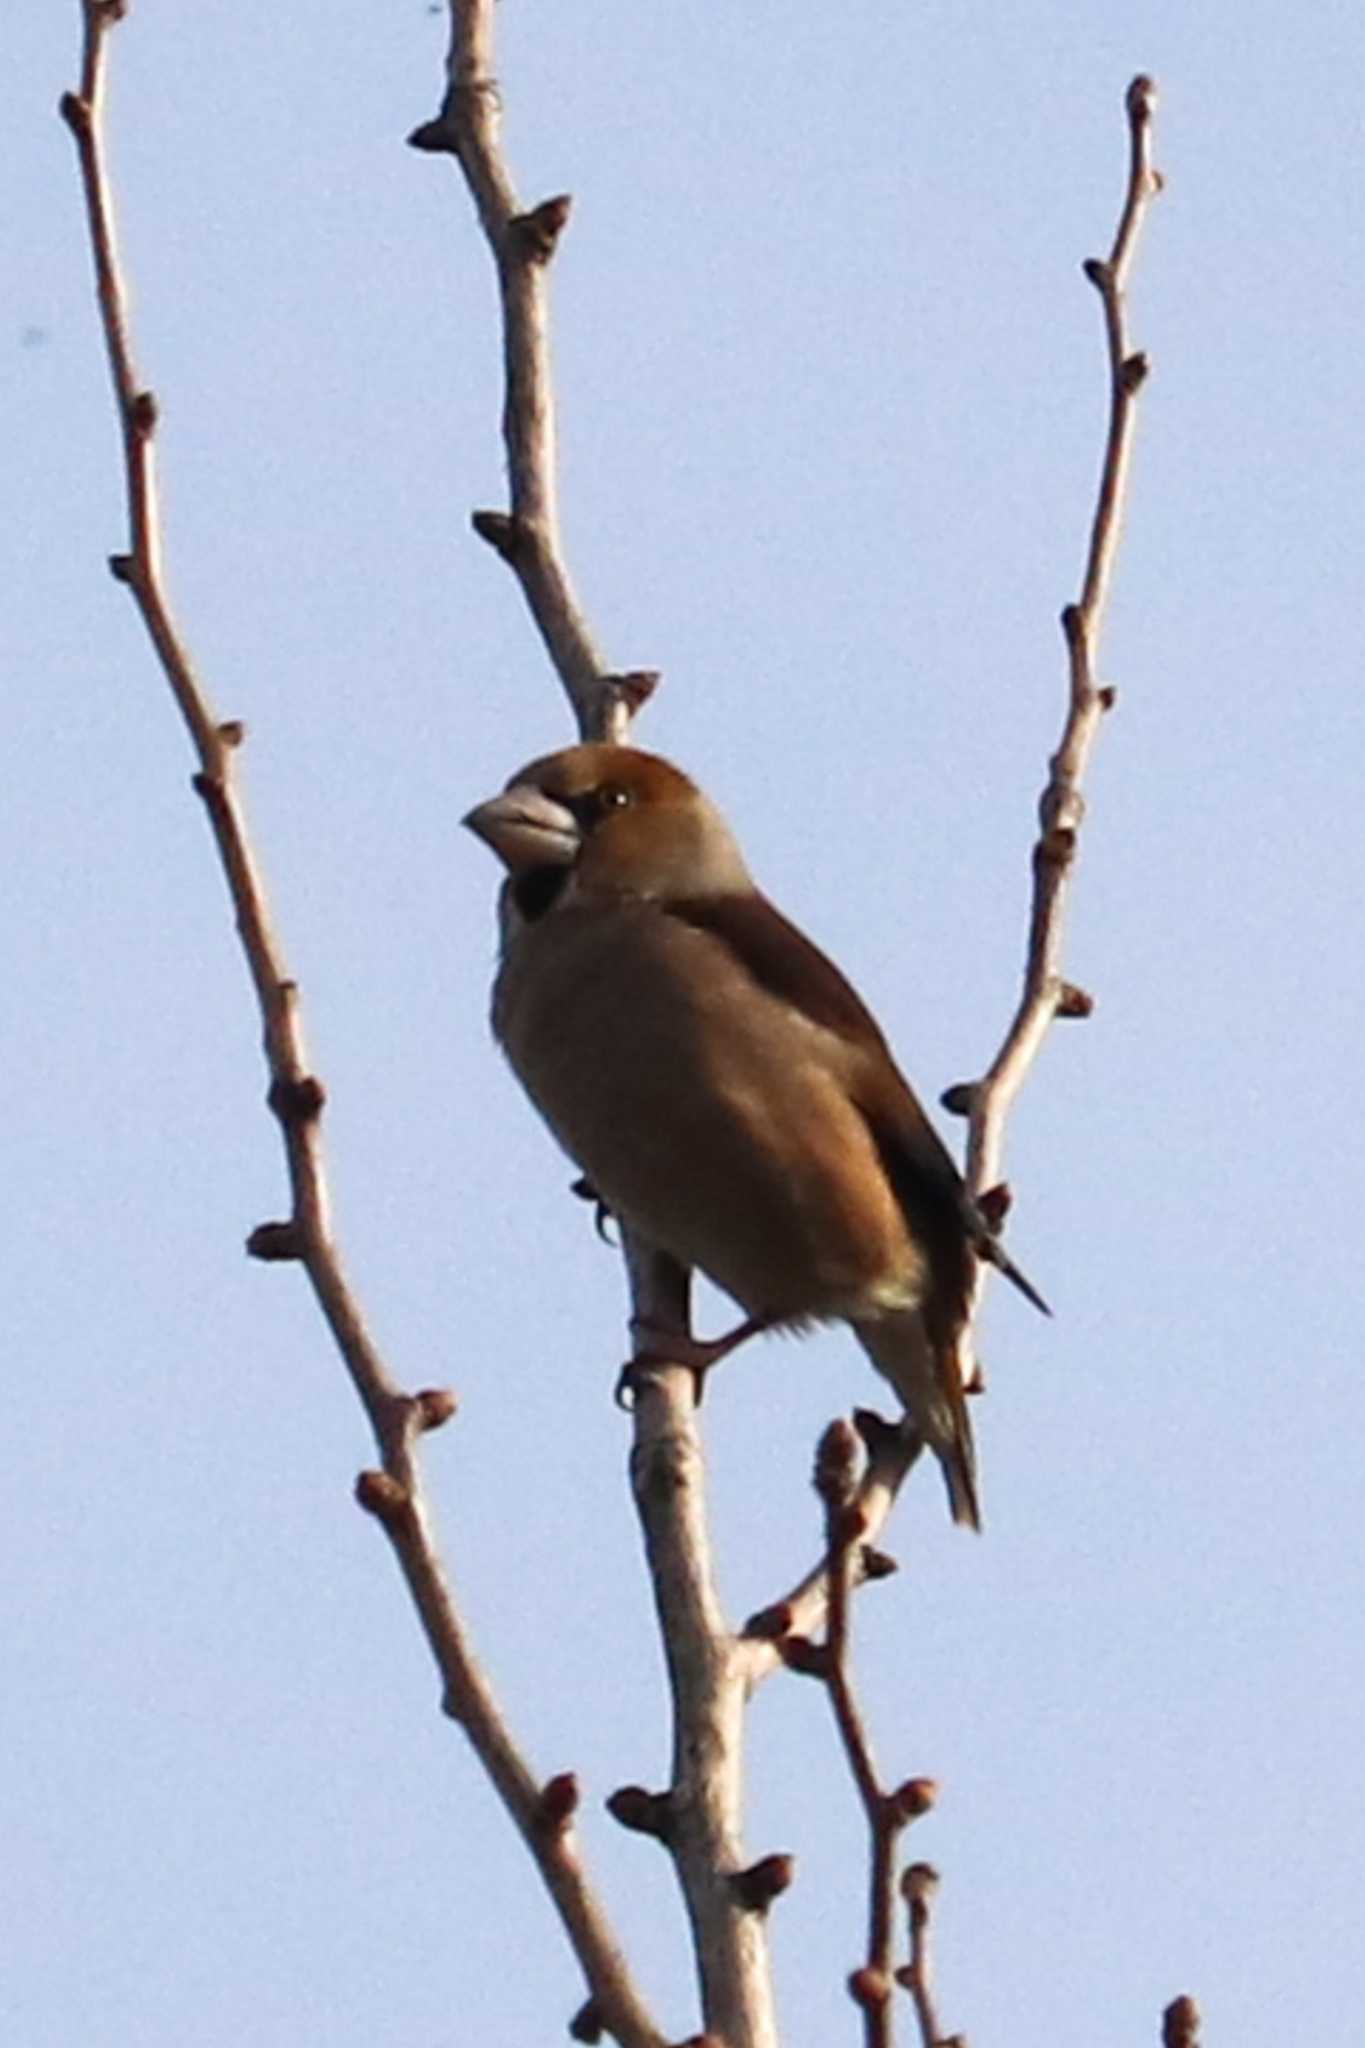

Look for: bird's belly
[496,911,926,1321]
[609,1097,926,1324]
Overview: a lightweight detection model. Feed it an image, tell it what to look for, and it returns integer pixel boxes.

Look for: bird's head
[464,744,751,918]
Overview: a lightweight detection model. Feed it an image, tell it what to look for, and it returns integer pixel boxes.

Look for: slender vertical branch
[897,1864,946,2048]
[619,1235,782,2048]
[62,9,663,2042]
[785,1424,942,2048]
[410,0,648,742]
[963,75,1161,1202]
[415,10,780,2039]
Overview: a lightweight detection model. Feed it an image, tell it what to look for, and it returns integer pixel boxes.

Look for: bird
[464,742,1047,1529]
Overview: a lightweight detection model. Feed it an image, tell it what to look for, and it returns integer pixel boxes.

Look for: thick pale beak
[462,784,581,873]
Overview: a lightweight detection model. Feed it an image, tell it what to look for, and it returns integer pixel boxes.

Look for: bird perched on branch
[465,743,1046,1529]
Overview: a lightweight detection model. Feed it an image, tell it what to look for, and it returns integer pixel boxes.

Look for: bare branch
[410,0,630,742]
[896,1864,947,2048]
[414,2,783,2032]
[965,75,1161,1200]
[623,1235,781,2048]
[738,1411,917,1691]
[62,9,662,2042]
[805,1428,942,2048]
[67,14,1172,2039]
[821,1446,899,2048]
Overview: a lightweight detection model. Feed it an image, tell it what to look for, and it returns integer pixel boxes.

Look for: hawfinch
[465,744,1046,1530]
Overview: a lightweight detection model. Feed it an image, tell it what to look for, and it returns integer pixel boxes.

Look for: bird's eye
[567,784,633,827]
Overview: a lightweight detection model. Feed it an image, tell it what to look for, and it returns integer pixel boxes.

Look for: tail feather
[939,1413,982,1531]
[978,1232,1051,1318]
[853,1310,981,1532]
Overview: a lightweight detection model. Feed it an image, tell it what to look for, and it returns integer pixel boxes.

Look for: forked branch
[62,7,662,2043]
[66,5,1172,2039]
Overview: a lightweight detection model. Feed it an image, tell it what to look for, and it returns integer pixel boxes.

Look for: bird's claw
[569,1175,616,1244]
[616,1314,772,1408]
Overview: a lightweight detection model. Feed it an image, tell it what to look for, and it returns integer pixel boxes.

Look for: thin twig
[896,1864,946,2048]
[821,1433,898,2048]
[410,0,638,742]
[964,75,1161,1202]
[62,9,663,2044]
[738,1415,919,1691]
[792,1425,940,2048]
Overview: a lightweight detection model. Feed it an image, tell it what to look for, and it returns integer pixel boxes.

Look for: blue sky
[7,5,1364,2044]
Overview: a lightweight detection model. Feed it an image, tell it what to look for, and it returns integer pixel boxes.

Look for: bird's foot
[615,1314,772,1408]
[568,1175,616,1244]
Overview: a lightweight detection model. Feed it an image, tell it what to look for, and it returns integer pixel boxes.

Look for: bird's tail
[853,1311,981,1531]
[977,1231,1051,1317]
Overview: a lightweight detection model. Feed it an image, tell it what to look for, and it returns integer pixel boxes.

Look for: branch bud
[406,117,458,155]
[415,1387,458,1432]
[568,1998,605,2043]
[511,193,573,262]
[535,1771,580,1835]
[813,1418,861,1509]
[1120,350,1151,394]
[470,509,521,562]
[268,1074,327,1124]
[977,1181,1012,1230]
[859,1545,898,1582]
[939,1081,976,1117]
[601,669,661,718]
[900,1860,940,1921]
[130,389,158,435]
[605,1785,672,1840]
[1127,74,1158,126]
[246,1219,304,1262]
[730,1853,795,1913]
[847,1968,892,2013]
[355,1469,408,1520]
[1162,1995,1201,2048]
[1056,981,1095,1020]
[59,92,90,139]
[887,1777,938,1825]
[777,1635,831,1680]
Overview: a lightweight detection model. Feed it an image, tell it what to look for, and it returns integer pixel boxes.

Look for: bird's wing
[667,890,1049,1320]
[668,889,902,1061]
